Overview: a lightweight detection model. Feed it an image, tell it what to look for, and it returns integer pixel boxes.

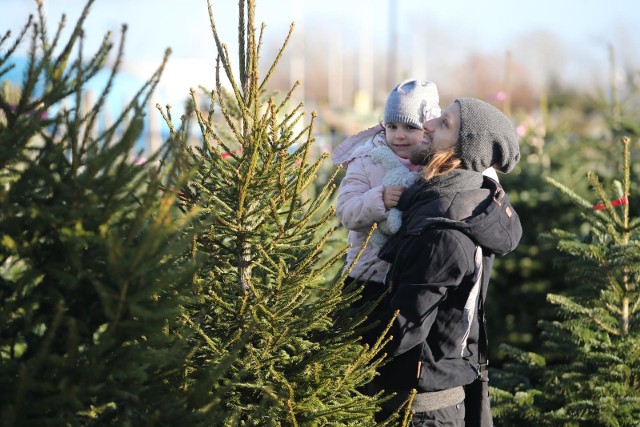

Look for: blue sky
[2,0,639,110]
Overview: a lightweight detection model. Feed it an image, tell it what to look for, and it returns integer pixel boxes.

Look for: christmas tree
[0,1,201,425]
[164,0,399,424]
[492,118,640,424]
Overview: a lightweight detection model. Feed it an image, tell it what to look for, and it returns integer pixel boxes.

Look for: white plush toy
[369,144,421,246]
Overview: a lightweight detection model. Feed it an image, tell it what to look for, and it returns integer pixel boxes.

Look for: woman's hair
[411,147,462,181]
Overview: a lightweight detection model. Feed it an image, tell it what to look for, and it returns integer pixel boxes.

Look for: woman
[364,98,522,426]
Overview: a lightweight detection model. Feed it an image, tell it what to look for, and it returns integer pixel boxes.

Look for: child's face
[384,122,426,159]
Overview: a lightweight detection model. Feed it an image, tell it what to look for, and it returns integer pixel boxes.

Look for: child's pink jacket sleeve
[336,156,387,232]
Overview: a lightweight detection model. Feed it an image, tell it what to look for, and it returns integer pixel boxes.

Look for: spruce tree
[165,0,399,425]
[0,1,201,425]
[490,91,610,367]
[492,132,640,424]
[488,48,640,375]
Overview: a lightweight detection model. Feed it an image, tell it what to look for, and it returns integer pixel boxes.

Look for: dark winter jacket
[365,176,522,393]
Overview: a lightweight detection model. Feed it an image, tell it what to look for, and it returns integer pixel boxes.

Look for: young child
[332,79,441,306]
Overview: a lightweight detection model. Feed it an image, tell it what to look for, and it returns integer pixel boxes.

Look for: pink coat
[335,125,407,283]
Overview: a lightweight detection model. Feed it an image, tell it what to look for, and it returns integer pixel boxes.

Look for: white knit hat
[384,79,441,129]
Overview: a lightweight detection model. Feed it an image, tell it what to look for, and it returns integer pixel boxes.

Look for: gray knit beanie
[455,98,520,173]
[384,79,440,129]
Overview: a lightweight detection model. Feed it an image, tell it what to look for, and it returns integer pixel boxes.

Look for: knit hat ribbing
[455,98,520,173]
[384,79,440,129]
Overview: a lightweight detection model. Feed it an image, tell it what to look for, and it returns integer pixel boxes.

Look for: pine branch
[244,0,257,109]
[213,76,245,158]
[621,137,630,225]
[587,171,624,233]
[80,25,126,150]
[206,0,247,118]
[0,15,33,79]
[631,294,640,315]
[545,176,606,214]
[237,0,246,91]
[547,294,620,336]
[259,23,295,93]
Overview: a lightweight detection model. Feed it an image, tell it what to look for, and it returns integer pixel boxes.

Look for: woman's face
[423,102,460,153]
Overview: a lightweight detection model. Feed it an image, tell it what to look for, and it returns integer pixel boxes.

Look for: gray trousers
[411,402,465,427]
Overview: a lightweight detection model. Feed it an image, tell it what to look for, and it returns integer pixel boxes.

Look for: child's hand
[383,185,406,209]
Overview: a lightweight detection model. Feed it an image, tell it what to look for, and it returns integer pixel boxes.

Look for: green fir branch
[80,26,125,150]
[206,2,247,119]
[545,175,606,212]
[547,294,620,336]
[0,15,33,79]
[211,76,244,160]
[259,23,295,94]
[587,171,624,232]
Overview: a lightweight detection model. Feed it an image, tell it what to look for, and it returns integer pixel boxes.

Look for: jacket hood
[331,124,385,166]
[401,177,522,255]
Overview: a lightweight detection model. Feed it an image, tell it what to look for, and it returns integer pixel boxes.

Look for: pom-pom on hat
[384,79,441,129]
[455,98,520,173]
